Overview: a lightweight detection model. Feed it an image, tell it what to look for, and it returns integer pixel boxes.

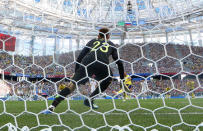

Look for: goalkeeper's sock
[84,99,99,109]
[52,87,71,108]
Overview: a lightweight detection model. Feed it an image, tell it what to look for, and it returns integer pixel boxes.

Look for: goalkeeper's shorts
[72,61,113,85]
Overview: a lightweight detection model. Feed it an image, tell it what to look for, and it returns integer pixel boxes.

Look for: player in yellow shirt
[113,73,132,101]
[165,87,171,99]
[187,80,195,98]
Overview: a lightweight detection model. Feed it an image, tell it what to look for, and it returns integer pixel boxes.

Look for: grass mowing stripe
[0,98,202,130]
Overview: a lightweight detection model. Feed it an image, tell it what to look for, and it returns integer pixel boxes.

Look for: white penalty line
[7,112,203,116]
[71,112,203,115]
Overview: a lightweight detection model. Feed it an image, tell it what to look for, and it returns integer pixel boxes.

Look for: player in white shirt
[140,80,148,99]
[90,78,97,93]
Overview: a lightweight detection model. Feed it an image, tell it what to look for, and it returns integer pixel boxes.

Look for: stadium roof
[0,0,203,37]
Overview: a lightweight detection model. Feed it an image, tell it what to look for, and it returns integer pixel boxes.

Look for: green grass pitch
[0,98,203,131]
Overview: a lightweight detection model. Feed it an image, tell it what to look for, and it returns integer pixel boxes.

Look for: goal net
[0,0,203,131]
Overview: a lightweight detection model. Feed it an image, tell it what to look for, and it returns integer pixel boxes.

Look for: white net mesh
[0,0,203,131]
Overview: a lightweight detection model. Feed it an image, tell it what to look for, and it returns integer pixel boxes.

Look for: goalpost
[0,0,203,131]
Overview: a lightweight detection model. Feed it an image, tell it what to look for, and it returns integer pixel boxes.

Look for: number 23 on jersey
[91,41,110,53]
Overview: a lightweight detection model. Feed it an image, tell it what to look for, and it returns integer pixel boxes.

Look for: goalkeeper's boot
[84,99,99,109]
[41,105,55,114]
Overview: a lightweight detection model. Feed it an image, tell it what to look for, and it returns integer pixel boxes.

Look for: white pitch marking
[10,112,203,115]
[151,129,158,131]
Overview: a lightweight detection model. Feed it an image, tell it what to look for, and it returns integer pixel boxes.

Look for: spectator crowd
[1,43,203,99]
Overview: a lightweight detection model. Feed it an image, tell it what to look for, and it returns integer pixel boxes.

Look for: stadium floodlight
[127,0,133,14]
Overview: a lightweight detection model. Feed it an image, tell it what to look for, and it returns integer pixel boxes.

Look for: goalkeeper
[42,28,124,113]
[113,73,133,101]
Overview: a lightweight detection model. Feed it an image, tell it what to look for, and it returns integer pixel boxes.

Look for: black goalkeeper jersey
[75,38,124,79]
